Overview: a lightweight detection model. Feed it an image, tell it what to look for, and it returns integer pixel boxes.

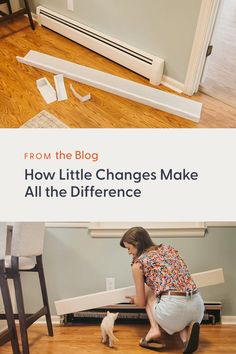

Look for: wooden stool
[0,0,35,30]
[0,223,20,354]
[3,223,53,354]
[0,0,12,15]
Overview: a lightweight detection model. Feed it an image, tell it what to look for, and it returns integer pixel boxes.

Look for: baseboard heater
[16,50,202,121]
[62,302,222,325]
[36,6,164,86]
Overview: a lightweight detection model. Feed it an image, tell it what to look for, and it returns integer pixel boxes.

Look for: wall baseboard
[30,10,184,96]
[26,315,236,326]
[17,50,202,122]
[31,12,38,22]
[37,6,164,86]
[221,316,236,325]
[13,315,61,326]
[161,75,184,94]
[14,315,61,325]
[34,315,61,325]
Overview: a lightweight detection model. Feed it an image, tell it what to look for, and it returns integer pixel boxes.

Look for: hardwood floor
[1,323,236,353]
[200,0,236,108]
[0,18,236,128]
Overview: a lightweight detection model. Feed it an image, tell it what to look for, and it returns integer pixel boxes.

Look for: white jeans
[152,292,205,335]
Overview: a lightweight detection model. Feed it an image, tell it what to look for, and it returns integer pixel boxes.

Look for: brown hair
[120,226,157,257]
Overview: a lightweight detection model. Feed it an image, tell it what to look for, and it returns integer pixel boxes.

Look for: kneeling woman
[120,227,204,353]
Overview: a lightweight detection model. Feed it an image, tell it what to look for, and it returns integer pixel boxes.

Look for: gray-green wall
[21,226,236,316]
[30,0,202,83]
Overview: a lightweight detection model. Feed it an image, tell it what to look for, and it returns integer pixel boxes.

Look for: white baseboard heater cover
[16,50,202,121]
[192,268,224,288]
[55,268,224,315]
[55,286,136,316]
[36,6,164,86]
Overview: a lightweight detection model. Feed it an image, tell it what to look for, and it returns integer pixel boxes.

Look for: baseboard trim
[221,316,236,325]
[25,15,186,97]
[33,315,61,325]
[161,75,184,94]
[32,12,38,22]
[15,315,236,326]
[22,15,184,97]
[24,12,38,22]
[14,315,61,325]
[17,50,202,122]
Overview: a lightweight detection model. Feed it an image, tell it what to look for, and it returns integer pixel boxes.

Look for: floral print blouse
[134,244,197,296]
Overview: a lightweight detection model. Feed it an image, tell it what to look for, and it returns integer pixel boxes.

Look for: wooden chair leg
[36,256,53,337]
[0,262,20,354]
[6,0,12,14]
[23,0,35,30]
[12,259,30,354]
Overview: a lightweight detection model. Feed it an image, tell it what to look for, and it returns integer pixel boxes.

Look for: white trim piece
[149,57,165,86]
[221,316,236,325]
[206,222,236,227]
[36,6,164,85]
[192,268,224,288]
[184,0,221,95]
[44,222,236,232]
[45,222,90,228]
[54,74,68,101]
[35,315,61,325]
[36,77,57,104]
[54,268,224,315]
[16,314,236,326]
[15,315,61,325]
[89,222,206,238]
[31,12,38,23]
[24,12,38,23]
[17,50,202,122]
[55,286,136,315]
[70,84,91,102]
[67,0,74,12]
[161,75,184,94]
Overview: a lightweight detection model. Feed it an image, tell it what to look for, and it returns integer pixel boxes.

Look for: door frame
[184,0,222,95]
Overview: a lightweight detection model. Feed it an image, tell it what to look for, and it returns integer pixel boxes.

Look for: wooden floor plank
[1,324,236,353]
[0,18,236,128]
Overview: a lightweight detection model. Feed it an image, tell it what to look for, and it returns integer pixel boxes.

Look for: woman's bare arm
[131,262,146,307]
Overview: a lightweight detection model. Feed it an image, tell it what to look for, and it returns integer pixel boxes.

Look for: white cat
[100,311,119,348]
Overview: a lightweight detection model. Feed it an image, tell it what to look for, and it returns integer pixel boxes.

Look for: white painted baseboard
[17,50,202,122]
[221,316,236,325]
[54,268,224,316]
[25,315,236,326]
[161,75,184,94]
[192,268,224,288]
[55,286,136,315]
[14,315,61,326]
[35,315,61,325]
[29,12,186,97]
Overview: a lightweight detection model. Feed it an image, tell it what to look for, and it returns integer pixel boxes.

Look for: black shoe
[139,337,166,351]
[183,321,200,354]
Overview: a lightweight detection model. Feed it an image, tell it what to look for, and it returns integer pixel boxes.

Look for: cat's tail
[107,328,119,342]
